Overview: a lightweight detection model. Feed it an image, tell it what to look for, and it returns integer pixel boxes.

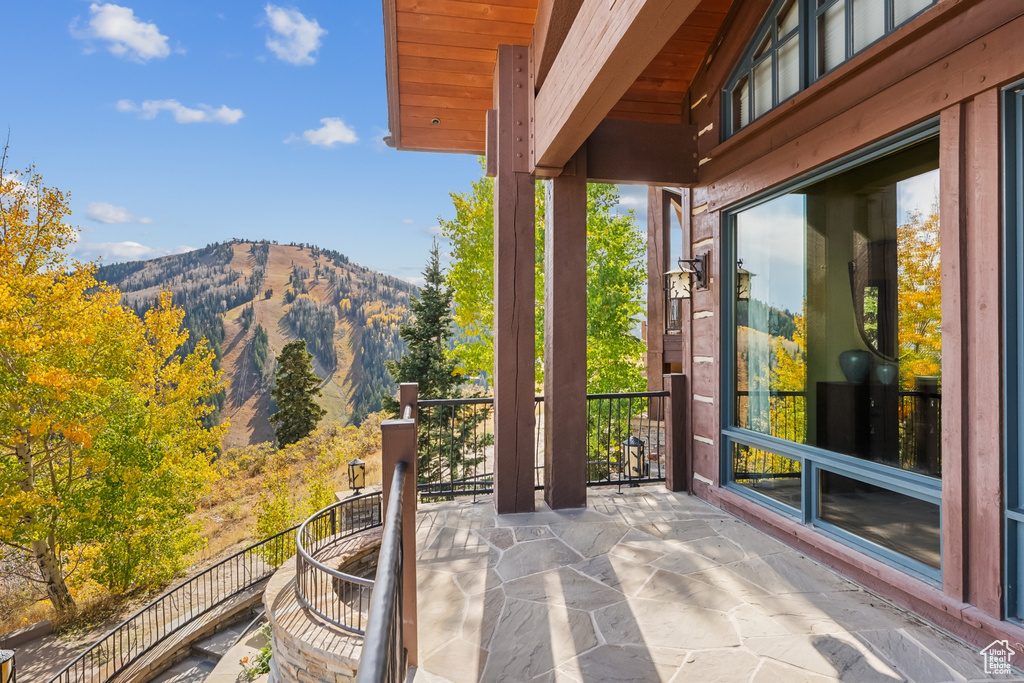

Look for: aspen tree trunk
[15,438,76,615]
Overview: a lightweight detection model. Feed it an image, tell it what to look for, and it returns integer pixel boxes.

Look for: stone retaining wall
[263,528,382,683]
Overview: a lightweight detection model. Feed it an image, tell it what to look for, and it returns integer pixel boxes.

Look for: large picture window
[725,0,935,135]
[725,131,942,578]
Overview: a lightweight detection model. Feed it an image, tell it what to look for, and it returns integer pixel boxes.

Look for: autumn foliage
[0,159,225,614]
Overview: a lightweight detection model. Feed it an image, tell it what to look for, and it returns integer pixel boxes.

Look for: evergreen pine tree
[270,340,326,446]
[385,241,489,487]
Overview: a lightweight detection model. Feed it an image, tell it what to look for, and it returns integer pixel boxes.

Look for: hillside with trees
[94,240,415,446]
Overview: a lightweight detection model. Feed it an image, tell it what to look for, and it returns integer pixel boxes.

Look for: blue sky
[1,2,646,284]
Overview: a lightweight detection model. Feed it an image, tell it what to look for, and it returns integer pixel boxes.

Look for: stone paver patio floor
[411,486,1020,683]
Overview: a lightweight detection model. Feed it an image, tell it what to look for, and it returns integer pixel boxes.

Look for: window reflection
[734,138,941,478]
[819,470,940,569]
[732,443,801,508]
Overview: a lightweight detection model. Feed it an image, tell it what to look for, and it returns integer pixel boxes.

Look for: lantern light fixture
[736,259,753,301]
[620,434,647,491]
[348,458,366,494]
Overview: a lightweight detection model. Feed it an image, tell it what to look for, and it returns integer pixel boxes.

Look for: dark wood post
[399,382,419,424]
[543,147,588,510]
[647,187,667,397]
[492,44,536,514]
[380,388,418,666]
[664,373,688,493]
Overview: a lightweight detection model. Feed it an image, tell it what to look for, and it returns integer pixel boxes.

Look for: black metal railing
[584,391,668,488]
[356,462,408,683]
[416,390,669,499]
[295,492,383,635]
[734,389,942,475]
[49,526,299,683]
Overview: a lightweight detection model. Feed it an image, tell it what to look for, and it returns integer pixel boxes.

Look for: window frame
[724,0,935,136]
[1003,78,1024,622]
[720,120,944,584]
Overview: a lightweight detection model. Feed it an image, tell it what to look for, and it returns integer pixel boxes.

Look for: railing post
[381,386,418,667]
[400,383,418,424]
[664,373,689,493]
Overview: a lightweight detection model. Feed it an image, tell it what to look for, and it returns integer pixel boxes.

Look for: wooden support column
[647,187,666,394]
[380,387,418,667]
[961,89,1003,619]
[493,44,536,514]
[664,373,688,493]
[544,147,588,510]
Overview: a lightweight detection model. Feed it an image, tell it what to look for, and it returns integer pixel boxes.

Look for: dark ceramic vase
[838,349,873,384]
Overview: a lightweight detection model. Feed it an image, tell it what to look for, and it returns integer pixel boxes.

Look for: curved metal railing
[49,525,299,683]
[295,491,383,635]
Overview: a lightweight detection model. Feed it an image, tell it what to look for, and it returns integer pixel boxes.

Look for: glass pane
[754,56,773,118]
[754,31,772,59]
[777,0,799,36]
[733,138,941,477]
[853,0,885,53]
[819,470,940,569]
[894,0,931,25]
[733,443,802,508]
[819,0,846,75]
[778,36,800,101]
[733,76,750,130]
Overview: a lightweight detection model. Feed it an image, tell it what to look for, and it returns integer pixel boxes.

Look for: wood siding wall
[666,0,1024,648]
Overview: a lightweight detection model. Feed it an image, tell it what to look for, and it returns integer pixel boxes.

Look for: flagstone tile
[570,644,687,682]
[750,660,837,683]
[594,598,741,650]
[475,526,515,550]
[462,586,504,647]
[858,629,964,683]
[516,526,554,541]
[417,569,468,655]
[632,519,718,543]
[495,539,584,581]
[418,525,498,572]
[743,591,910,635]
[744,632,905,681]
[670,648,762,683]
[421,637,488,683]
[608,542,665,565]
[550,521,630,558]
[452,567,503,596]
[481,599,598,682]
[502,566,625,611]
[724,552,860,594]
[572,554,655,596]
[637,568,745,611]
[708,518,791,558]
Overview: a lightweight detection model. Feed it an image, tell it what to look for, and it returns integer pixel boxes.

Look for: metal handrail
[49,525,299,683]
[294,491,383,635]
[357,461,408,683]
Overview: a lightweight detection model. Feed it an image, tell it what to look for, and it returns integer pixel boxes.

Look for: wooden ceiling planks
[387,0,734,154]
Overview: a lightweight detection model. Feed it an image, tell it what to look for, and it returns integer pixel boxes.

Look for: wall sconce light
[736,259,752,301]
[664,252,709,332]
[348,458,366,494]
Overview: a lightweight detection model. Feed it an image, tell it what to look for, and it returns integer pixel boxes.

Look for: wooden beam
[382,0,403,150]
[543,146,588,510]
[533,0,702,170]
[493,44,537,514]
[532,0,584,90]
[646,187,666,393]
[585,119,698,185]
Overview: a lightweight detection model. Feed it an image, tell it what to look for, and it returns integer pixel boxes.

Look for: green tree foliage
[441,167,646,393]
[253,324,270,379]
[0,162,225,611]
[384,242,488,483]
[285,297,337,370]
[269,340,326,446]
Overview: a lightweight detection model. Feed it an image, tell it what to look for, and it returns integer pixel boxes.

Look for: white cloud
[117,99,244,124]
[401,219,414,225]
[86,201,153,224]
[71,240,193,263]
[286,118,358,147]
[264,4,326,66]
[72,3,171,62]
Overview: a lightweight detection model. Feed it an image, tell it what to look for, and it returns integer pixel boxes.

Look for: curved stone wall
[263,528,382,683]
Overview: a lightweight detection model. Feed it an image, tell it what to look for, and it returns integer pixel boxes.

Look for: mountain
[94,240,415,447]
